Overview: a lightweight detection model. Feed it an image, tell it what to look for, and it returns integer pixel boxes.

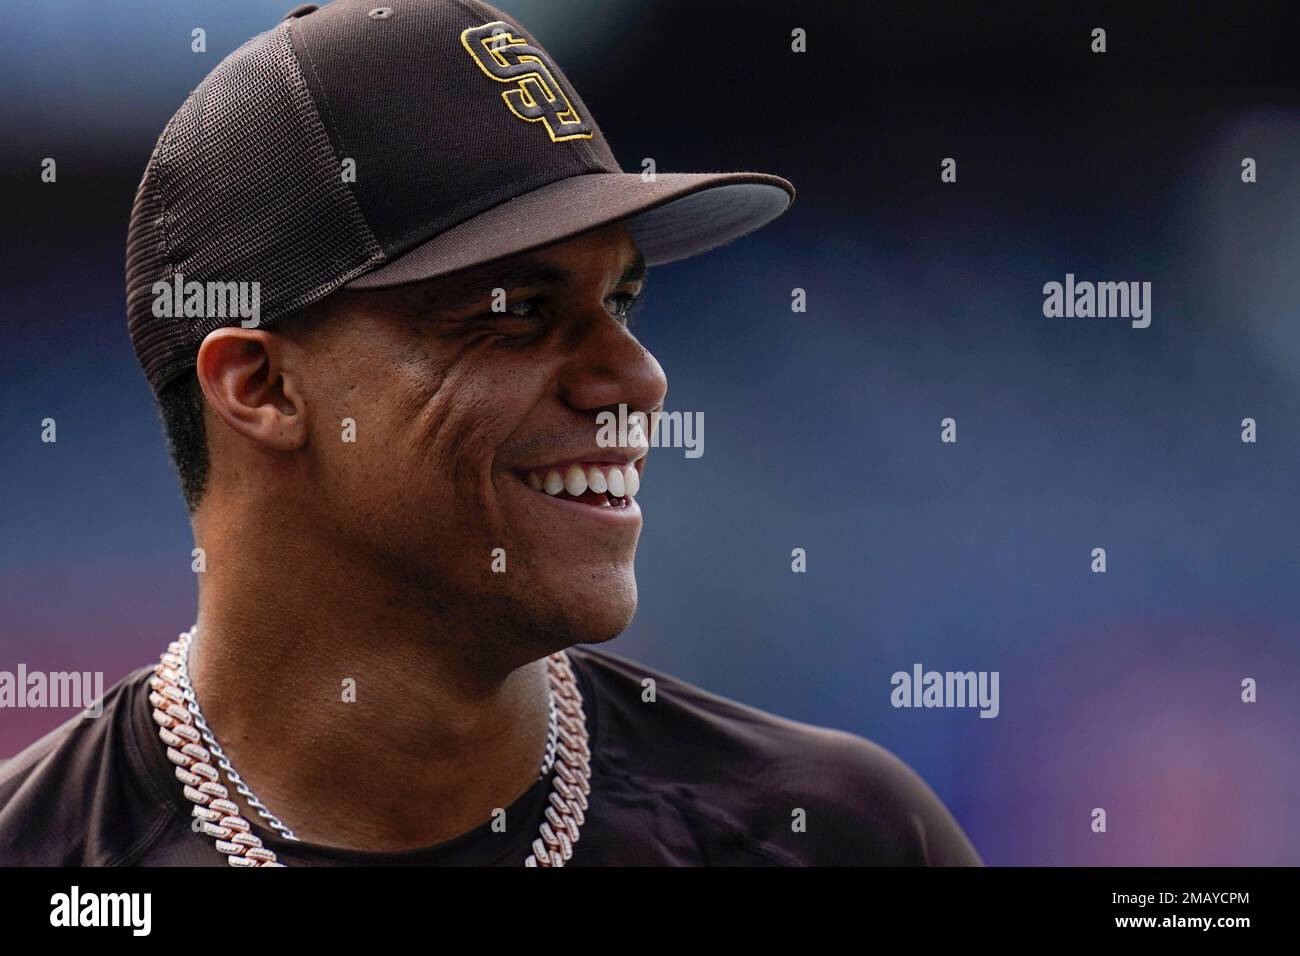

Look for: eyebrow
[615,250,647,288]
[422,248,647,313]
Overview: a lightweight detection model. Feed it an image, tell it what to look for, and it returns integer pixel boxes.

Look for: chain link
[151,628,589,867]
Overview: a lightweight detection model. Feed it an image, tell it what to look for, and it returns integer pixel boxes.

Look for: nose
[557,316,668,422]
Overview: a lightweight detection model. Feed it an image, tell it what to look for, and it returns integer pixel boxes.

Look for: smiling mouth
[521,462,640,509]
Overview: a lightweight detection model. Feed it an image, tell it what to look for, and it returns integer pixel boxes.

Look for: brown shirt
[0,645,980,866]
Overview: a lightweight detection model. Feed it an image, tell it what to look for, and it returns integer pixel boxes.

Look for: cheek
[410,360,526,488]
[344,349,546,515]
[299,351,444,519]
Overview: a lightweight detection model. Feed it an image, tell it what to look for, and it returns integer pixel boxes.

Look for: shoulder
[0,666,176,865]
[569,644,982,865]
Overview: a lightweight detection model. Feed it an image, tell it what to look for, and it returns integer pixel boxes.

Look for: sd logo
[461,21,592,143]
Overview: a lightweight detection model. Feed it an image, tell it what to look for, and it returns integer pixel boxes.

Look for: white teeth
[606,465,625,498]
[564,464,588,496]
[526,462,641,499]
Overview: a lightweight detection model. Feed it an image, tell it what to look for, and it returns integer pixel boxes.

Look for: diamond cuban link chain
[149,629,591,867]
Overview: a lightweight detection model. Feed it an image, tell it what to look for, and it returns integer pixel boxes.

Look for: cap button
[282,4,319,19]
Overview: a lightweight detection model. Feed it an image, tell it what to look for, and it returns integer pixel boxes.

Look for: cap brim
[345,171,794,290]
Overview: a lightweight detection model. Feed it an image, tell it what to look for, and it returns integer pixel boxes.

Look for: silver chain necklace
[173,627,559,842]
[175,628,300,840]
[149,629,590,866]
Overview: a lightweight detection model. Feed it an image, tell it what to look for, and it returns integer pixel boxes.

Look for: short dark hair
[156,372,209,512]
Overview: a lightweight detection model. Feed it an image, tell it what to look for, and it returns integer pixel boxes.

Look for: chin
[542,572,638,648]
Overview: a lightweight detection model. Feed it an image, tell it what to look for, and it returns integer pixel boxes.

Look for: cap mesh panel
[125,23,383,392]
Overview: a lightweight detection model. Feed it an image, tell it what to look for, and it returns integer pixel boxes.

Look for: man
[0,0,980,866]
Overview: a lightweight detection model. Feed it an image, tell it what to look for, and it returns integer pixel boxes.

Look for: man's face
[291,223,665,658]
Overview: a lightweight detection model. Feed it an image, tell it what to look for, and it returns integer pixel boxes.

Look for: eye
[481,296,542,320]
[606,291,644,324]
[504,297,540,318]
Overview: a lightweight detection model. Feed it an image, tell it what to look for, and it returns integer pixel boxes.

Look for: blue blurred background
[2,0,1298,865]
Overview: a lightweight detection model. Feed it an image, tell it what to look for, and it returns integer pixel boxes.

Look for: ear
[195,327,309,452]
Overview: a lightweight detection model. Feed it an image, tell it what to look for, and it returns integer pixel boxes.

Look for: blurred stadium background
[1,0,1298,864]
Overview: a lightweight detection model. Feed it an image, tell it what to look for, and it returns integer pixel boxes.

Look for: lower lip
[514,477,642,527]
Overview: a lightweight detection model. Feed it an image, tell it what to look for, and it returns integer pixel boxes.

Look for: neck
[186,513,552,852]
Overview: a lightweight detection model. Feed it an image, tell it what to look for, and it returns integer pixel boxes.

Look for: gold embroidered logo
[461,21,592,143]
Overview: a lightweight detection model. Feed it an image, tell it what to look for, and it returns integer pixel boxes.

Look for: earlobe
[195,328,308,452]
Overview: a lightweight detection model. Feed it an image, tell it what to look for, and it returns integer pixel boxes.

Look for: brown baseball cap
[126,0,794,393]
